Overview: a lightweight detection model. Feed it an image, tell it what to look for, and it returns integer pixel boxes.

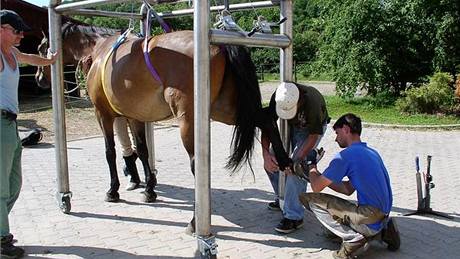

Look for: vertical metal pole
[424,155,432,210]
[415,156,423,210]
[49,0,71,211]
[278,0,293,209]
[140,3,157,174]
[194,0,217,257]
[140,3,147,35]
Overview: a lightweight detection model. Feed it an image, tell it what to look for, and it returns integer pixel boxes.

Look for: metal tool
[404,156,453,219]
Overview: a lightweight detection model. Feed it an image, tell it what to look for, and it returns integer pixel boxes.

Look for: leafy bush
[396,72,455,114]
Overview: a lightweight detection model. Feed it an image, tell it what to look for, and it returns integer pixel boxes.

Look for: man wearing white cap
[261,82,330,233]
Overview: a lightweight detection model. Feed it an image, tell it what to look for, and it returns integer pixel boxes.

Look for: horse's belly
[114,90,172,122]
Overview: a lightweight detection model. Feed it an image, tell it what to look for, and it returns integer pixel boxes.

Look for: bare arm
[308,166,355,195]
[328,180,355,195]
[13,47,58,66]
[308,165,332,192]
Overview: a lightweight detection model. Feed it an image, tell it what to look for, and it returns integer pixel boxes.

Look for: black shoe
[123,152,138,177]
[275,218,304,233]
[1,236,24,259]
[123,153,141,190]
[267,201,281,211]
[382,217,401,251]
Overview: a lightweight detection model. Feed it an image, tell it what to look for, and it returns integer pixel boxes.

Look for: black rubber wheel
[61,196,71,214]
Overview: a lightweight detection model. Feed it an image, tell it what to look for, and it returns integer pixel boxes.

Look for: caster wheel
[60,196,71,214]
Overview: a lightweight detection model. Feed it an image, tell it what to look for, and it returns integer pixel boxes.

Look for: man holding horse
[299,113,400,259]
[1,10,58,258]
[262,81,330,233]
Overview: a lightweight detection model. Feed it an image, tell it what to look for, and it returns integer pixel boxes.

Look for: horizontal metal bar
[160,1,279,19]
[56,0,131,12]
[63,9,144,19]
[55,0,189,12]
[210,29,291,49]
[59,1,278,18]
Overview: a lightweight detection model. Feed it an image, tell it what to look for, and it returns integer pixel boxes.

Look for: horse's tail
[223,45,262,172]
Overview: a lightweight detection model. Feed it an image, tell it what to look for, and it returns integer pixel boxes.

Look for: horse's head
[35,33,51,89]
[35,22,116,89]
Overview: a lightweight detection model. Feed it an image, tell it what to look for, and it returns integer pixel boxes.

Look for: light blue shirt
[0,51,20,114]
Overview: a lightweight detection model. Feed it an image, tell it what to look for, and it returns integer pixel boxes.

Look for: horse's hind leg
[129,119,157,203]
[176,114,197,235]
[96,111,120,202]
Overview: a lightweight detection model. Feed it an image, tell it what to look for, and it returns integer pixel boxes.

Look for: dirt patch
[18,95,101,143]
[17,95,177,143]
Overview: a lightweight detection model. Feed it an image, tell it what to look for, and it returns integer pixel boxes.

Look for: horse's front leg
[97,112,120,202]
[130,120,157,203]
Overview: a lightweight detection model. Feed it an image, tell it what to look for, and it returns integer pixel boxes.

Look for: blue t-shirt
[323,142,393,230]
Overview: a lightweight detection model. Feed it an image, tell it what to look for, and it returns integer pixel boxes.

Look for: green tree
[432,0,460,82]
[313,0,438,97]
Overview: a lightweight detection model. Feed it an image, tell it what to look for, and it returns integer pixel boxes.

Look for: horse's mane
[62,22,119,40]
[60,22,121,61]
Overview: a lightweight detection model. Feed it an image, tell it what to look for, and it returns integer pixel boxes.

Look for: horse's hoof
[105,192,120,202]
[142,191,157,203]
[185,222,195,236]
[125,182,140,191]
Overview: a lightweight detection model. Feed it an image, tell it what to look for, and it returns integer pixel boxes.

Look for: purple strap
[143,45,162,84]
[143,10,163,85]
[159,20,171,33]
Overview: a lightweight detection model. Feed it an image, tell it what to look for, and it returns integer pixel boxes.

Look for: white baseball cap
[275,82,299,120]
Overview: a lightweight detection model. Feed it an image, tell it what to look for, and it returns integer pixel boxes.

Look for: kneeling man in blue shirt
[299,113,400,259]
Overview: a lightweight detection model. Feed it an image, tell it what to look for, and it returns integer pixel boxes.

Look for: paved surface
[12,121,460,259]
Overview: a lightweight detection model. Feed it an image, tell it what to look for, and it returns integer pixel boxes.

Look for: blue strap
[112,28,132,50]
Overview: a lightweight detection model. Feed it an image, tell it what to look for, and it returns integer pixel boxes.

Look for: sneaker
[125,181,141,191]
[275,218,304,233]
[267,201,281,211]
[382,217,400,251]
[1,234,13,244]
[1,235,24,259]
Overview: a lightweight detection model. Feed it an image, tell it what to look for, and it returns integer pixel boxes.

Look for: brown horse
[35,23,149,187]
[37,23,291,233]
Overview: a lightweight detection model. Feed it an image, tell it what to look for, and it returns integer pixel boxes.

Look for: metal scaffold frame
[47,0,292,257]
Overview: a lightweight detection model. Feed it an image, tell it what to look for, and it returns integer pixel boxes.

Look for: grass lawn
[325,96,460,125]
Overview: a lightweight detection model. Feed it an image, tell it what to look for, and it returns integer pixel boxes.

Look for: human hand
[263,153,279,173]
[47,49,59,63]
[283,166,293,176]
